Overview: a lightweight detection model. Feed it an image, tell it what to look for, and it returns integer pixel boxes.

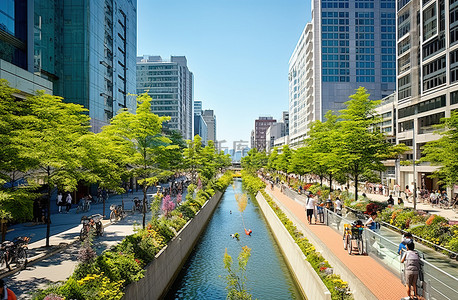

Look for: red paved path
[268,187,407,300]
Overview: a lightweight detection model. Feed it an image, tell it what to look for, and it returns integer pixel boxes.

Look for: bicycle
[0,236,30,270]
[80,214,104,241]
[343,220,364,255]
[76,198,91,213]
[132,197,142,213]
[110,204,125,222]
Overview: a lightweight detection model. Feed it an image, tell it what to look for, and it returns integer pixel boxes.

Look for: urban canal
[166,179,302,299]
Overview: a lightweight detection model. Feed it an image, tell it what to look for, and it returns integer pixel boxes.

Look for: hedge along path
[268,187,406,300]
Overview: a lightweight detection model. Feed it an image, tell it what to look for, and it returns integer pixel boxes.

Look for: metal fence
[324,208,458,300]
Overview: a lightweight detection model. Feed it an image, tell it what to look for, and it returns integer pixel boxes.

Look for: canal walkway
[266,186,407,300]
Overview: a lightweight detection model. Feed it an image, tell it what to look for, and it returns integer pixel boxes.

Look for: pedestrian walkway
[266,187,407,300]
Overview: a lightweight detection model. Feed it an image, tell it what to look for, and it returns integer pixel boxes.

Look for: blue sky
[137,0,312,147]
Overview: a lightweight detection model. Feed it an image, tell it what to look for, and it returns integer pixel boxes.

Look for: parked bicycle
[110,204,125,222]
[0,236,30,270]
[76,197,91,213]
[80,214,104,241]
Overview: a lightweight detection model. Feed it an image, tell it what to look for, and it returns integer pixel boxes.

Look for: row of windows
[323,62,349,68]
[382,48,396,54]
[381,3,395,8]
[356,26,374,33]
[398,37,410,56]
[423,5,437,41]
[424,72,446,90]
[451,27,458,45]
[382,40,396,46]
[356,40,374,46]
[382,55,395,61]
[322,19,349,25]
[322,76,350,82]
[323,40,349,46]
[357,62,375,68]
[382,76,396,82]
[381,19,395,25]
[322,33,350,39]
[138,65,176,70]
[398,74,411,100]
[356,69,375,75]
[418,112,445,129]
[381,33,396,39]
[356,19,374,25]
[451,50,458,83]
[382,69,396,75]
[322,54,350,61]
[397,0,410,11]
[357,76,375,82]
[322,3,349,8]
[322,47,349,54]
[399,120,414,132]
[381,26,395,33]
[322,12,349,18]
[398,96,446,119]
[356,48,374,54]
[423,55,446,77]
[355,3,374,8]
[398,55,411,74]
[323,26,349,32]
[452,91,458,105]
[323,69,350,75]
[357,55,375,61]
[423,34,445,59]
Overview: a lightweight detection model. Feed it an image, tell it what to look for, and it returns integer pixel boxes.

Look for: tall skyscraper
[202,109,216,142]
[289,0,397,146]
[1,0,137,132]
[136,55,194,140]
[395,0,458,192]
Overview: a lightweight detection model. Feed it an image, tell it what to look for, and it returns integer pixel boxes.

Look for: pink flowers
[162,195,175,217]
[176,193,182,205]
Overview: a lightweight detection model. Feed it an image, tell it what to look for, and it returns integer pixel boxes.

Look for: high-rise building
[136,55,194,140]
[202,109,216,142]
[289,0,397,146]
[254,116,276,152]
[395,0,458,192]
[1,1,137,131]
[0,0,52,95]
[194,100,208,144]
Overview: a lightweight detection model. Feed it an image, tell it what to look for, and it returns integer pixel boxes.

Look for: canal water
[165,179,302,299]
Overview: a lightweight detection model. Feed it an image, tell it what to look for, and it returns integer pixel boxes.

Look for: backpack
[405,251,421,272]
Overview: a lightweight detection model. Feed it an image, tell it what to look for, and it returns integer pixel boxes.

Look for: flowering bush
[161,195,175,217]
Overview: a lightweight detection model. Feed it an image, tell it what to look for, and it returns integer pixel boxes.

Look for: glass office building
[32,0,137,132]
[137,55,194,140]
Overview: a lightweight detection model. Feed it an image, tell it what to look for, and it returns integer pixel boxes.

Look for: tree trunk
[354,174,359,202]
[320,175,323,186]
[46,166,52,247]
[142,184,147,229]
[329,173,333,192]
[103,195,106,219]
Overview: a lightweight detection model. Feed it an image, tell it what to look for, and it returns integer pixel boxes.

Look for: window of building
[423,55,446,91]
[397,0,411,11]
[423,4,437,40]
[398,74,411,100]
[451,91,458,105]
[398,11,410,39]
[422,34,445,60]
[399,120,414,132]
[418,112,445,133]
[417,95,446,113]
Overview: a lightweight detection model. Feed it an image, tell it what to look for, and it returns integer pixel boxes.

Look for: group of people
[304,194,343,224]
[56,192,73,213]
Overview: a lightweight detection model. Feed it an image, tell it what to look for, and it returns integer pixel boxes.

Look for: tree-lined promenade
[0,79,231,247]
[243,87,458,202]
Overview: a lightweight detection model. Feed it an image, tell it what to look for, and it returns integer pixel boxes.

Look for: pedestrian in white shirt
[305,195,316,224]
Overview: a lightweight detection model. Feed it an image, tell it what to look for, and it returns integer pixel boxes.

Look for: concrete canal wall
[256,192,332,300]
[123,191,223,300]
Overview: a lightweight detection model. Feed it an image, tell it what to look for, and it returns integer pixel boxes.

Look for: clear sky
[137,0,312,147]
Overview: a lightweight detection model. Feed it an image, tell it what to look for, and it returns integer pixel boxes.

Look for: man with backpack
[400,241,420,299]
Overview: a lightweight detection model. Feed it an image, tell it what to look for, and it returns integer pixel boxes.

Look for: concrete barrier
[264,190,377,300]
[256,192,331,300]
[123,190,223,300]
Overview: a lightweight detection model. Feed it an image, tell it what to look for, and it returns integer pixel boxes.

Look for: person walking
[400,241,421,299]
[57,192,63,213]
[65,193,72,213]
[305,195,316,224]
[335,197,342,216]
[0,279,16,300]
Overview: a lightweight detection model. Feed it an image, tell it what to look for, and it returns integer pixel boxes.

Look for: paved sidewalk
[267,187,407,300]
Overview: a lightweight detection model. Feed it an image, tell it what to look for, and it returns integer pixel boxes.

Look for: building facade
[254,116,276,152]
[289,0,397,146]
[194,100,208,144]
[396,0,458,193]
[265,122,285,153]
[136,55,194,140]
[202,109,216,142]
[0,0,53,95]
[33,0,137,132]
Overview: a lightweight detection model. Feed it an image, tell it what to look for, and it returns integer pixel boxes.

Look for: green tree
[276,145,293,174]
[306,111,342,189]
[223,246,252,300]
[338,87,407,201]
[241,148,267,172]
[15,91,91,246]
[267,147,279,171]
[101,93,174,228]
[421,111,458,187]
